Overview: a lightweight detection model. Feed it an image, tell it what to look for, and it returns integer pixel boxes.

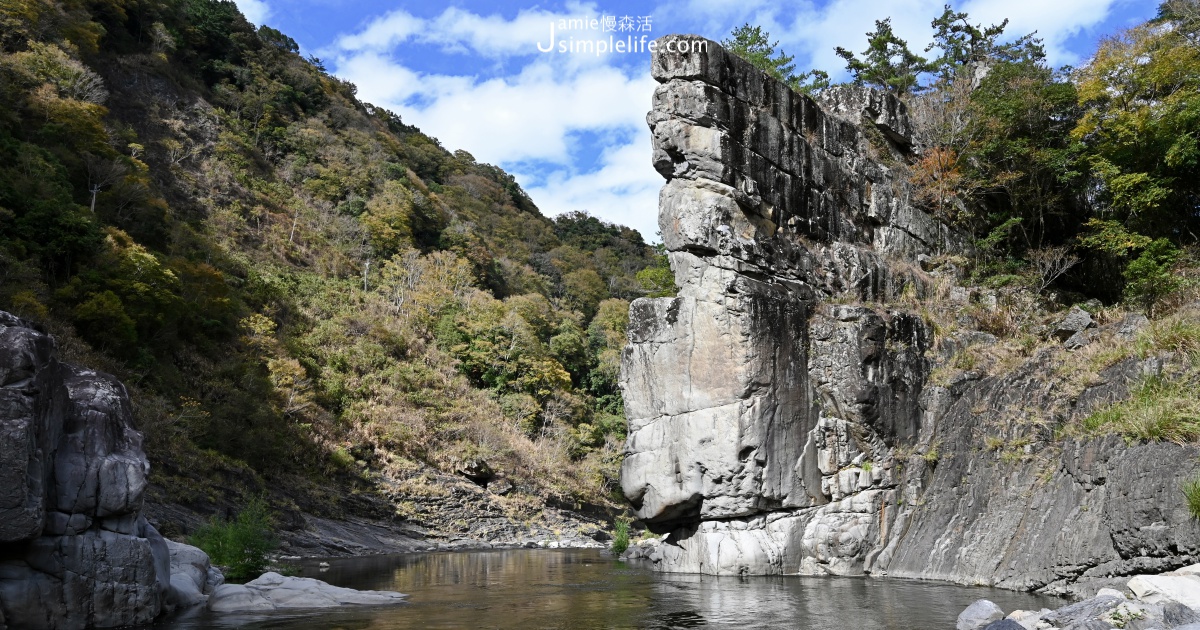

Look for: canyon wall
[619,35,1200,594]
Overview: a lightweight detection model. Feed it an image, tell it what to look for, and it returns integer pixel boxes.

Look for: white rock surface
[1128,573,1200,611]
[207,572,406,613]
[165,540,221,609]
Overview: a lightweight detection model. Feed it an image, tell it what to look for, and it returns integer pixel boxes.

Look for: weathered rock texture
[0,311,170,629]
[620,35,1200,591]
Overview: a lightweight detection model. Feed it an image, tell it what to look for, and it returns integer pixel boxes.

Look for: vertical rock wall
[0,311,170,629]
[620,35,1200,590]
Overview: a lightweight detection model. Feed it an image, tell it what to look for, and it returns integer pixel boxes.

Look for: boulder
[1129,573,1200,611]
[1053,306,1095,342]
[166,540,222,609]
[1005,608,1051,630]
[981,620,1024,630]
[958,599,1005,630]
[0,311,170,629]
[1042,593,1126,628]
[207,572,406,613]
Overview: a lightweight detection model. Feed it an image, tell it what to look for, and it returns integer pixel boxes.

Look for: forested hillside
[0,0,670,524]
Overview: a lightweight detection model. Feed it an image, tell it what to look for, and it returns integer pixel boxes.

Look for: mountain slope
[0,0,662,537]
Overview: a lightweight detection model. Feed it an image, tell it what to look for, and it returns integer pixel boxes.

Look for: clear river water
[158,549,1061,629]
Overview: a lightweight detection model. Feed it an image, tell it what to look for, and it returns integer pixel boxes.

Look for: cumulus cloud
[335,2,605,58]
[521,130,664,243]
[672,0,1126,73]
[234,0,271,26]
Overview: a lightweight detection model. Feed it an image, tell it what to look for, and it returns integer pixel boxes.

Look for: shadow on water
[156,549,1060,629]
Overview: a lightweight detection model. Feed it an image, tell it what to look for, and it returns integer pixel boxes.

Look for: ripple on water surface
[156,549,1061,629]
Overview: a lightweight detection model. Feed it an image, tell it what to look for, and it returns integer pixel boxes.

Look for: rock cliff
[620,35,1200,593]
[0,311,170,629]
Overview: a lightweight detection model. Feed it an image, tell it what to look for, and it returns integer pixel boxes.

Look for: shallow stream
[159,549,1060,629]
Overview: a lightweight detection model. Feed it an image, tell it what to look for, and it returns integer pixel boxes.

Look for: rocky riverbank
[0,310,492,629]
[958,564,1200,630]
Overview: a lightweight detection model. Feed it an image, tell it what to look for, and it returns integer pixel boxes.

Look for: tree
[835,19,931,95]
[926,5,1043,82]
[1071,10,1200,238]
[1123,239,1182,317]
[722,24,824,92]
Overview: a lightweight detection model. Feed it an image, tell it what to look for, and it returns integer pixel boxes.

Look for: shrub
[189,497,277,582]
[612,517,630,555]
[1124,239,1181,317]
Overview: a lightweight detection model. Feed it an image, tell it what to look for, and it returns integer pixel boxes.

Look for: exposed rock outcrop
[207,572,405,612]
[958,564,1200,629]
[0,311,170,629]
[619,35,1200,590]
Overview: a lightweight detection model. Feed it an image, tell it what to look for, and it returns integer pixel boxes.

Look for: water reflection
[157,549,1060,629]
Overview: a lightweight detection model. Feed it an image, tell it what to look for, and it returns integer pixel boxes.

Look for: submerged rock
[207,572,406,612]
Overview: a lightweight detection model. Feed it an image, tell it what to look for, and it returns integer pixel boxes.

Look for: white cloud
[234,0,271,26]
[335,2,606,58]
[521,131,664,243]
[337,54,655,167]
[960,0,1122,66]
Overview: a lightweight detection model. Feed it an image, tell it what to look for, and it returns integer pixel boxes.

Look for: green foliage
[1084,374,1200,443]
[1072,9,1200,238]
[612,517,630,555]
[836,18,931,95]
[0,0,656,518]
[926,5,1044,80]
[636,246,676,298]
[189,497,277,582]
[722,24,799,90]
[1183,476,1200,520]
[1124,239,1182,316]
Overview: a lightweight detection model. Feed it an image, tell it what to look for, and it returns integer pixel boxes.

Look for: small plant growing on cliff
[1183,477,1200,520]
[612,517,631,555]
[190,496,277,582]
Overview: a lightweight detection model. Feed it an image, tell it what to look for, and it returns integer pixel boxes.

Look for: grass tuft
[612,517,630,555]
[1184,477,1200,520]
[1084,375,1200,444]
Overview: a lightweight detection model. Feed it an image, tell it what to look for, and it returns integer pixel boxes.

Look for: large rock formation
[0,311,170,629]
[620,35,1200,591]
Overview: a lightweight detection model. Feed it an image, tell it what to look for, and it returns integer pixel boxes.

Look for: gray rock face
[619,34,1200,588]
[622,34,955,576]
[0,311,169,629]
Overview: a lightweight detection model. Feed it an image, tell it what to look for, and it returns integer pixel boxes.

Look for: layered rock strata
[619,35,1200,590]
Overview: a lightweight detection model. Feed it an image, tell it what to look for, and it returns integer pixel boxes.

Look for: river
[159,549,1060,629]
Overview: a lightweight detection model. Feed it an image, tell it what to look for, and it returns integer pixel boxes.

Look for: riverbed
[159,549,1060,629]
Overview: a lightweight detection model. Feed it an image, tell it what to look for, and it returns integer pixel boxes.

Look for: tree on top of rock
[722,24,830,94]
[926,4,1044,82]
[835,18,931,95]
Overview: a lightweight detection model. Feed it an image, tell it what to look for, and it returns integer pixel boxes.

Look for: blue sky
[234,0,1158,242]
